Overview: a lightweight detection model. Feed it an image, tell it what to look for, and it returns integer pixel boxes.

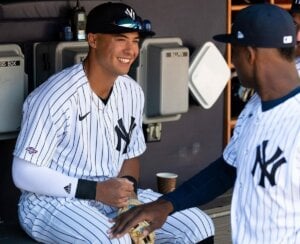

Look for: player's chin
[115,69,130,76]
[116,201,130,209]
[118,63,132,74]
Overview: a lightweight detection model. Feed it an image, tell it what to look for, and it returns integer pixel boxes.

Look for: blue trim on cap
[261,86,300,111]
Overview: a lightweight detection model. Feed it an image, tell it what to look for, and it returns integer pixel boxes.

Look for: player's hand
[108,198,174,239]
[95,178,134,207]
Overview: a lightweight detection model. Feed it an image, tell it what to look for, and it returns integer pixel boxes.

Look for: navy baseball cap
[86,2,155,37]
[213,4,296,48]
[291,0,300,14]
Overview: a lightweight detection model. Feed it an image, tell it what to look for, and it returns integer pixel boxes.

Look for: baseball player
[110,4,300,244]
[12,2,214,243]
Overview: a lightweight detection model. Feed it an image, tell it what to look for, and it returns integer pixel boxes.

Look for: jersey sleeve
[13,92,61,167]
[223,93,258,167]
[223,113,245,167]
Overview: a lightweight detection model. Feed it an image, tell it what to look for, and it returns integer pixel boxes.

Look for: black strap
[75,179,97,200]
[75,176,138,200]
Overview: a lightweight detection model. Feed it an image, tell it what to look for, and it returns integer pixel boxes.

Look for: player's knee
[168,207,214,243]
[185,208,215,239]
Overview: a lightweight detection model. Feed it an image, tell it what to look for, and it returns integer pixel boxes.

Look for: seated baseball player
[12,2,214,243]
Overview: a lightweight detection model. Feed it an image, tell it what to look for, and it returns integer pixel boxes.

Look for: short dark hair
[278,47,295,61]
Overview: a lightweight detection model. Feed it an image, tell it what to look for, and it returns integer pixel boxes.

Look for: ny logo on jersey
[251,140,287,188]
[115,117,136,154]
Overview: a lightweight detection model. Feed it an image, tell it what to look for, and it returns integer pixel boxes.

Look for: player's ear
[246,46,256,65]
[87,33,97,48]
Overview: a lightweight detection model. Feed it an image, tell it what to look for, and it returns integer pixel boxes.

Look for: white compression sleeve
[12,157,78,198]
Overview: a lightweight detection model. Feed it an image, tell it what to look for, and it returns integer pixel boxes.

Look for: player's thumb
[142,224,154,237]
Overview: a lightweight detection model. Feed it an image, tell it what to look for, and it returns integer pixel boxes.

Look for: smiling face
[88,32,140,77]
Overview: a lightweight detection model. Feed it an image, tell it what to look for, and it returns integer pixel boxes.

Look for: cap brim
[213,34,234,44]
[90,24,155,37]
[139,30,155,37]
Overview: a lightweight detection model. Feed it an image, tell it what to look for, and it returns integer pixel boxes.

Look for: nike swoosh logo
[79,112,90,121]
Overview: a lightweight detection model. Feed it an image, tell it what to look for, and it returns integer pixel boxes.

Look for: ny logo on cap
[237,31,244,39]
[294,0,300,4]
[283,35,293,44]
[125,8,135,20]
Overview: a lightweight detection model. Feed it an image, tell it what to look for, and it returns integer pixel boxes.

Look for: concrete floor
[205,205,231,244]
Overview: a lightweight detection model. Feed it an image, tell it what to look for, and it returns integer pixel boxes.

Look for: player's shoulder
[290,92,300,115]
[117,74,138,84]
[26,64,85,104]
[241,93,260,111]
[43,63,85,90]
[116,75,143,91]
[283,87,300,112]
[294,89,300,103]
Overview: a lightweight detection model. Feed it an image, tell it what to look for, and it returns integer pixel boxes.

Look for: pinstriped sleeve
[223,114,244,167]
[223,93,258,167]
[13,90,61,167]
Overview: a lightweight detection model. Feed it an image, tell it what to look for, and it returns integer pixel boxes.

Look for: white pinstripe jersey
[14,63,146,181]
[223,90,300,244]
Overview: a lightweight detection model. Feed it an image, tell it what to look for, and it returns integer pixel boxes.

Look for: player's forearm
[12,157,135,201]
[118,157,140,181]
[12,156,78,198]
[160,156,236,213]
[12,157,100,200]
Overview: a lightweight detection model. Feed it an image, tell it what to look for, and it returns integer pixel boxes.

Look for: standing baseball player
[110,4,300,244]
[12,2,214,243]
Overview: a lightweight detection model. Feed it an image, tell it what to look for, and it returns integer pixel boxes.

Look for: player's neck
[255,58,300,101]
[83,59,116,99]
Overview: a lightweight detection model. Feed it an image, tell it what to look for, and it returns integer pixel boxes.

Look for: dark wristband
[121,175,138,194]
[75,179,97,200]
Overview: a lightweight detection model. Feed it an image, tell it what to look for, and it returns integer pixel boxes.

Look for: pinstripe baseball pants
[18,189,214,243]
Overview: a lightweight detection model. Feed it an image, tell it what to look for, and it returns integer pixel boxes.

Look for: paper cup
[156,172,178,194]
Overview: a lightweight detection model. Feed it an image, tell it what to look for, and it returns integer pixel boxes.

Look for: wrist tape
[75,176,138,200]
[75,179,97,200]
